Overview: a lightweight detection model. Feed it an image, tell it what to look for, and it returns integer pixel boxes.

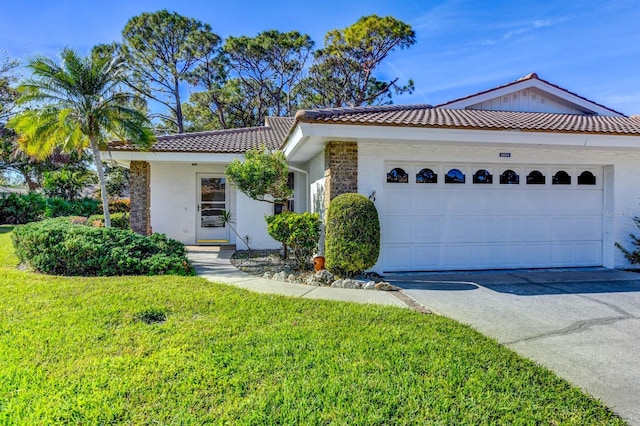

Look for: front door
[196,175,230,243]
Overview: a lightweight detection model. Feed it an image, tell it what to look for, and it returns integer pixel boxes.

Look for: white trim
[283,122,640,163]
[101,150,245,163]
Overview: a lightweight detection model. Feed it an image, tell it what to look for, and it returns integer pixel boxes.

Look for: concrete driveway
[386,268,640,425]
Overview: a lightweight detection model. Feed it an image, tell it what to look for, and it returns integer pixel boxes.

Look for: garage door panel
[383,164,603,271]
[522,243,553,267]
[414,189,444,213]
[521,192,550,215]
[575,242,603,265]
[383,216,412,243]
[414,217,442,241]
[550,217,577,239]
[411,245,443,270]
[440,244,471,269]
[569,191,602,210]
[440,217,474,242]
[384,245,414,269]
[494,244,524,268]
[575,216,603,239]
[385,189,414,211]
[551,244,574,265]
[468,217,499,240]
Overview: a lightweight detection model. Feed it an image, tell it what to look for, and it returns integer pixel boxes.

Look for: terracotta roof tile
[108,117,296,153]
[294,105,640,136]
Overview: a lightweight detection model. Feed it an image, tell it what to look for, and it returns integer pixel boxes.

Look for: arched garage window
[526,170,546,185]
[445,168,465,184]
[387,167,408,183]
[473,169,492,184]
[578,171,596,185]
[500,170,519,185]
[416,168,437,183]
[552,171,571,185]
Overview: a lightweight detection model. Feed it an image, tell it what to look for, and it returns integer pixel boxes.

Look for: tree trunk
[174,77,184,134]
[90,138,111,227]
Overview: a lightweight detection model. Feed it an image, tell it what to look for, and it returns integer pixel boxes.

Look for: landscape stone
[375,281,401,291]
[364,281,377,290]
[273,271,288,281]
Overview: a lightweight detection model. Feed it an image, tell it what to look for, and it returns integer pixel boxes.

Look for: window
[578,171,596,185]
[473,169,493,184]
[416,168,437,183]
[445,168,465,184]
[500,170,519,185]
[526,170,546,185]
[274,173,295,214]
[387,167,408,183]
[552,171,571,185]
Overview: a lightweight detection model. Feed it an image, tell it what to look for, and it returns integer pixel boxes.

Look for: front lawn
[0,225,624,424]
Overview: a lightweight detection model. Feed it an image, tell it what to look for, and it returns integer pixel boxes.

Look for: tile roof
[108,116,296,153]
[294,105,640,136]
[437,72,626,116]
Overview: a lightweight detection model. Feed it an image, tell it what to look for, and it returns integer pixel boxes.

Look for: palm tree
[8,48,154,227]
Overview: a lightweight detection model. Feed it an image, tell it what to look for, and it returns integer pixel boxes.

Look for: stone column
[323,141,358,213]
[129,161,151,236]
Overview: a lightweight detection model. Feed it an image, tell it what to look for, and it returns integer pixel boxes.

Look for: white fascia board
[100,150,245,164]
[282,124,305,158]
[288,123,640,153]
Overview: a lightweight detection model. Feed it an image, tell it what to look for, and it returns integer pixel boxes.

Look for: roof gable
[438,73,625,117]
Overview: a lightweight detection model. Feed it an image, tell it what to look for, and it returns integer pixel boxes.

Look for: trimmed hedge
[265,212,321,269]
[12,217,193,276]
[325,193,380,277]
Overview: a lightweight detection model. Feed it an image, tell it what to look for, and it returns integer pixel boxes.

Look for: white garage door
[382,164,603,272]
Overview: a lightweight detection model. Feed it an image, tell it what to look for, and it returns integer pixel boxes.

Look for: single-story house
[104,73,640,273]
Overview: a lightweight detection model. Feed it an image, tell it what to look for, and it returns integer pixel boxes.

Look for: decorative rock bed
[230,249,400,291]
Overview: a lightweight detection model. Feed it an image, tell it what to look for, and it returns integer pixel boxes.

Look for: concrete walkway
[186,246,406,308]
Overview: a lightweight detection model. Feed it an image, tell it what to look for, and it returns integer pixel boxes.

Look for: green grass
[0,225,625,425]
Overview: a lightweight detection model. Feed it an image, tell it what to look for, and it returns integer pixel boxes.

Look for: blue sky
[1,0,639,115]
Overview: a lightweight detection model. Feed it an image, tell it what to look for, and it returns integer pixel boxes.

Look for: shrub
[616,216,640,264]
[0,193,101,225]
[12,218,193,276]
[42,168,96,201]
[101,198,130,213]
[266,212,321,269]
[325,193,380,277]
[72,197,101,216]
[44,196,101,219]
[88,212,130,230]
[0,192,47,224]
[44,196,73,218]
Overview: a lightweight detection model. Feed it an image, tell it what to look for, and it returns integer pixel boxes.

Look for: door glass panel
[201,177,225,227]
[201,177,225,201]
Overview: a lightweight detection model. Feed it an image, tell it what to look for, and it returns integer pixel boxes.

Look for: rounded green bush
[325,193,380,277]
[11,217,193,276]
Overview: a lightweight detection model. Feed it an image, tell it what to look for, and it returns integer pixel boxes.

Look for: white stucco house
[104,73,640,273]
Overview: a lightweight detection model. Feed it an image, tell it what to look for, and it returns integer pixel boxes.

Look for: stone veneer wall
[129,160,151,236]
[323,141,358,212]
